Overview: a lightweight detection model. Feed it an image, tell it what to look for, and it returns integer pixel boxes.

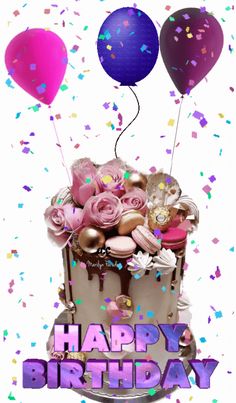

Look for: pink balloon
[5,28,67,105]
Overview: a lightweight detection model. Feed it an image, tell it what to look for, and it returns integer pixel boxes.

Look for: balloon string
[114,86,140,159]
[169,95,184,176]
[49,109,72,185]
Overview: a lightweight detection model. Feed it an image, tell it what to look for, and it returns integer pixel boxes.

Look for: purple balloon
[97,7,159,86]
[160,8,224,94]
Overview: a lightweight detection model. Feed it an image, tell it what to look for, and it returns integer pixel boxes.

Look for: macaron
[161,227,187,250]
[105,236,137,258]
[117,210,145,235]
[131,225,161,254]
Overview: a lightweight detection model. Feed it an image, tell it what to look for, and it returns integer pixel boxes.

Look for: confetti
[193,111,204,120]
[189,376,196,385]
[209,175,216,183]
[149,166,157,173]
[212,238,219,244]
[168,118,175,126]
[148,388,156,396]
[60,84,68,91]
[117,263,123,270]
[140,44,148,52]
[200,117,208,127]
[6,78,14,88]
[215,267,221,278]
[215,311,223,319]
[103,102,110,109]
[23,185,32,192]
[147,311,155,318]
[8,392,16,401]
[75,299,83,305]
[202,185,212,194]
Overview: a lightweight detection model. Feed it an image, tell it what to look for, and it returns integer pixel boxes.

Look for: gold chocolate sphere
[124,172,148,191]
[78,226,105,253]
[148,206,177,232]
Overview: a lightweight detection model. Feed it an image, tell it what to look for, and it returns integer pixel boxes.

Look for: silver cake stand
[48,310,196,403]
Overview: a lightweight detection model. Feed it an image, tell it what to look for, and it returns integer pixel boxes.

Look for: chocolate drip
[156,271,161,282]
[73,252,132,296]
[171,268,177,291]
[64,246,74,324]
[180,255,185,278]
[171,248,186,290]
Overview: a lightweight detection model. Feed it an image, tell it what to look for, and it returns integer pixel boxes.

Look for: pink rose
[44,204,84,247]
[46,335,65,360]
[83,192,123,230]
[120,187,147,215]
[71,158,97,206]
[95,159,125,197]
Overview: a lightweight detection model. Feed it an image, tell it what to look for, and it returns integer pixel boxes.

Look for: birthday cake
[45,158,199,398]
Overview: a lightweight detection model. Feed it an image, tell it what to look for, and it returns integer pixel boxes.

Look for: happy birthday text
[23,323,218,390]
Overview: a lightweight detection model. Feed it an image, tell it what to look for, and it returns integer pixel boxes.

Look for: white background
[0,1,235,402]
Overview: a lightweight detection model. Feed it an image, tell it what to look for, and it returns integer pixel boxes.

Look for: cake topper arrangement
[45,158,199,247]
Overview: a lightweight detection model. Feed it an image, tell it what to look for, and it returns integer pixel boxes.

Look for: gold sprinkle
[158,182,165,190]
[102,175,113,184]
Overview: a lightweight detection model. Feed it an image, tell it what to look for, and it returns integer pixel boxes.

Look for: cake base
[47,309,196,402]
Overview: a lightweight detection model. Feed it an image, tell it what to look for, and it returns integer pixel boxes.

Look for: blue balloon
[97,7,159,86]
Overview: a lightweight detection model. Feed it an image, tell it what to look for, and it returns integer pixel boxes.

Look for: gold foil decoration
[66,352,86,362]
[148,206,177,231]
[71,235,83,256]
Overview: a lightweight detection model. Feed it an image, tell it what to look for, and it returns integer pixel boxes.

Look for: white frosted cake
[45,158,199,398]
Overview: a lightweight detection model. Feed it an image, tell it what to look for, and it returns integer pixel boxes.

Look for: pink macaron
[161,227,187,250]
[105,236,137,258]
[131,225,161,254]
